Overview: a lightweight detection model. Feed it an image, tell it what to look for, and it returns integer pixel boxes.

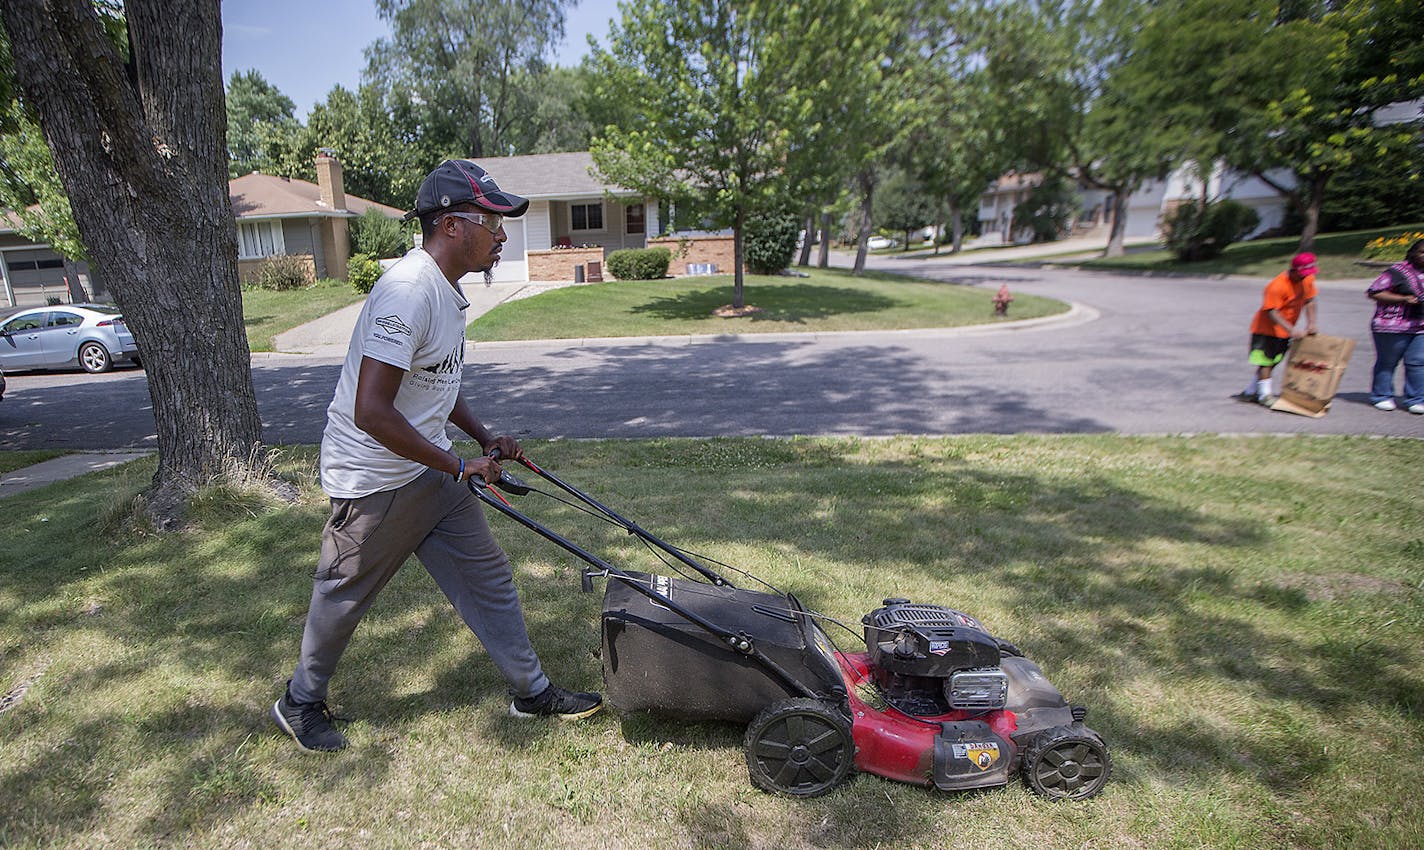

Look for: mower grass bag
[601,571,845,722]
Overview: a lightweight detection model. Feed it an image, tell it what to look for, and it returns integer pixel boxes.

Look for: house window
[570,202,603,232]
[238,221,286,259]
[625,203,645,234]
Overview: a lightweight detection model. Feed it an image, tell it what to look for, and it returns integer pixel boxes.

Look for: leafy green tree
[591,0,859,307]
[1126,0,1424,250]
[365,0,572,158]
[872,168,939,250]
[974,0,1180,257]
[224,69,297,178]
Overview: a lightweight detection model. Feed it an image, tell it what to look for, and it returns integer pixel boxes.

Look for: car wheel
[744,698,855,797]
[79,341,113,373]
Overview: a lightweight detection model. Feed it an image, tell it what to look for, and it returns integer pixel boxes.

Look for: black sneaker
[509,684,604,720]
[271,685,348,752]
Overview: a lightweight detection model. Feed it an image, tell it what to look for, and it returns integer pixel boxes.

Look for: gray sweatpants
[288,467,549,704]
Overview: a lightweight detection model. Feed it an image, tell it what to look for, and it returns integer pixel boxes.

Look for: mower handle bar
[486,446,731,588]
[464,458,820,701]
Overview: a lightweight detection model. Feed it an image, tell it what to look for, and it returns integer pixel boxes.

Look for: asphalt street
[1,260,1420,451]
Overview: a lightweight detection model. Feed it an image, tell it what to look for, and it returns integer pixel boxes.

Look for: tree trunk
[797,211,814,267]
[949,200,964,254]
[1297,174,1327,253]
[732,205,746,308]
[853,168,874,275]
[2,0,269,525]
[817,211,831,268]
[1103,187,1130,258]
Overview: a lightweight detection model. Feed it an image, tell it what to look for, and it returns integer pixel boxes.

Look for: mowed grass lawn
[469,267,1065,341]
[3,436,1422,849]
[241,280,364,352]
[1079,223,1423,280]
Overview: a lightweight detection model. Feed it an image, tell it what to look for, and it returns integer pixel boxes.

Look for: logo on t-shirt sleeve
[374,315,413,336]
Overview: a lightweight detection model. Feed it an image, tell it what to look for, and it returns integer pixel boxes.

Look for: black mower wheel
[744,698,855,798]
[1021,724,1111,801]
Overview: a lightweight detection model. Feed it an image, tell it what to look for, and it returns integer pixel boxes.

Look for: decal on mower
[952,742,1001,771]
[929,640,952,655]
[648,574,672,609]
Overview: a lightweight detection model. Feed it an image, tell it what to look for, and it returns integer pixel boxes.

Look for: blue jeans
[1370,332,1424,406]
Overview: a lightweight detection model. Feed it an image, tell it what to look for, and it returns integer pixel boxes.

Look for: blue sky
[221,0,621,119]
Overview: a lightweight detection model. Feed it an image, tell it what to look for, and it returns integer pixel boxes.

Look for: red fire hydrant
[992,284,1014,316]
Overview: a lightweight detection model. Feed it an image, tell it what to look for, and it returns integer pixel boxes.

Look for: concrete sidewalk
[271,279,544,357]
[0,450,153,499]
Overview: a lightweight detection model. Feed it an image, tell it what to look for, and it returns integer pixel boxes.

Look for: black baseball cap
[403,159,529,221]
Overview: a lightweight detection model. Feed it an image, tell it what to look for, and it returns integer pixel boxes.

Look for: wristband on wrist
[453,457,465,482]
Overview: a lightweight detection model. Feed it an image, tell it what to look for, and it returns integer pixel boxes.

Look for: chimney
[315,149,347,211]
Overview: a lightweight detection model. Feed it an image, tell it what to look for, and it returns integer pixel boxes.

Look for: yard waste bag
[1270,333,1356,418]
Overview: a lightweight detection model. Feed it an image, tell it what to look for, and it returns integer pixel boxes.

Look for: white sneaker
[1374,399,1398,411]
[1409,403,1424,415]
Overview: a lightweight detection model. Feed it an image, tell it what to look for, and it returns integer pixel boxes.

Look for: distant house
[0,153,403,308]
[976,165,1294,246]
[460,151,659,283]
[229,153,404,284]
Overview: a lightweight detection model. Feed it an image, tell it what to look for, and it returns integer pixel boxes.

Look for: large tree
[0,0,269,524]
[224,68,297,178]
[994,0,1180,257]
[1125,0,1424,251]
[365,0,572,159]
[590,0,832,308]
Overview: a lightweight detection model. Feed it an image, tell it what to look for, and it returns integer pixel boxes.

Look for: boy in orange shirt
[1238,253,1319,406]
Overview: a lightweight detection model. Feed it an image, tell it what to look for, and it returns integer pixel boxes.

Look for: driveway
[0,259,1419,450]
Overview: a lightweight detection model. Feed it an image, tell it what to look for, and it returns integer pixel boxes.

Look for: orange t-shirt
[1250,271,1317,338]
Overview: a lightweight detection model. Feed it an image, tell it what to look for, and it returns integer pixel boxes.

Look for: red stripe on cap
[456,160,520,213]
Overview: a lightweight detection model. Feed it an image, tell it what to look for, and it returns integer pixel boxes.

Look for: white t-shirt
[320,248,470,498]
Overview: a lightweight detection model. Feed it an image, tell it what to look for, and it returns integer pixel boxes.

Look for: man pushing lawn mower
[271,159,602,754]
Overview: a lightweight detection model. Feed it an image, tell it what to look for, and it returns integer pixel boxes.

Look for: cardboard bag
[1270,333,1356,418]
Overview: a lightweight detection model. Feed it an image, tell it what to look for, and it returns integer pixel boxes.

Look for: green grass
[241,279,365,352]
[469,267,1066,341]
[0,450,67,476]
[1080,223,1423,280]
[3,436,1423,849]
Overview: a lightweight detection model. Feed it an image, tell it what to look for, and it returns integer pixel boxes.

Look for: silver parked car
[0,304,141,373]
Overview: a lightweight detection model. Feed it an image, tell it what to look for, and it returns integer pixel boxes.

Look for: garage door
[489,217,526,283]
[3,248,74,306]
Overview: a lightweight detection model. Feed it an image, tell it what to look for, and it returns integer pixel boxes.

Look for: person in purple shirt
[1366,239,1424,413]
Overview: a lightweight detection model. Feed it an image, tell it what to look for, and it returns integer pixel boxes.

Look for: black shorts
[1249,334,1290,367]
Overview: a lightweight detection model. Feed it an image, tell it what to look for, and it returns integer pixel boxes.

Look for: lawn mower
[468,453,1111,800]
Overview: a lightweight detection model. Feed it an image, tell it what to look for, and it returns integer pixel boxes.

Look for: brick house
[229,153,403,285]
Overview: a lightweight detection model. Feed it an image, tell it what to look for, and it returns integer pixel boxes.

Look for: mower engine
[863,599,1009,716]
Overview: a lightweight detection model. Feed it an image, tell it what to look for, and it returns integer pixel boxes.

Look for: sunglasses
[439,211,504,234]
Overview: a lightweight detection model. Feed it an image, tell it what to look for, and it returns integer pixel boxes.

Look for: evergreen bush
[606,247,672,280]
[347,253,382,293]
[349,208,409,259]
[1162,200,1260,261]
[743,209,802,273]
